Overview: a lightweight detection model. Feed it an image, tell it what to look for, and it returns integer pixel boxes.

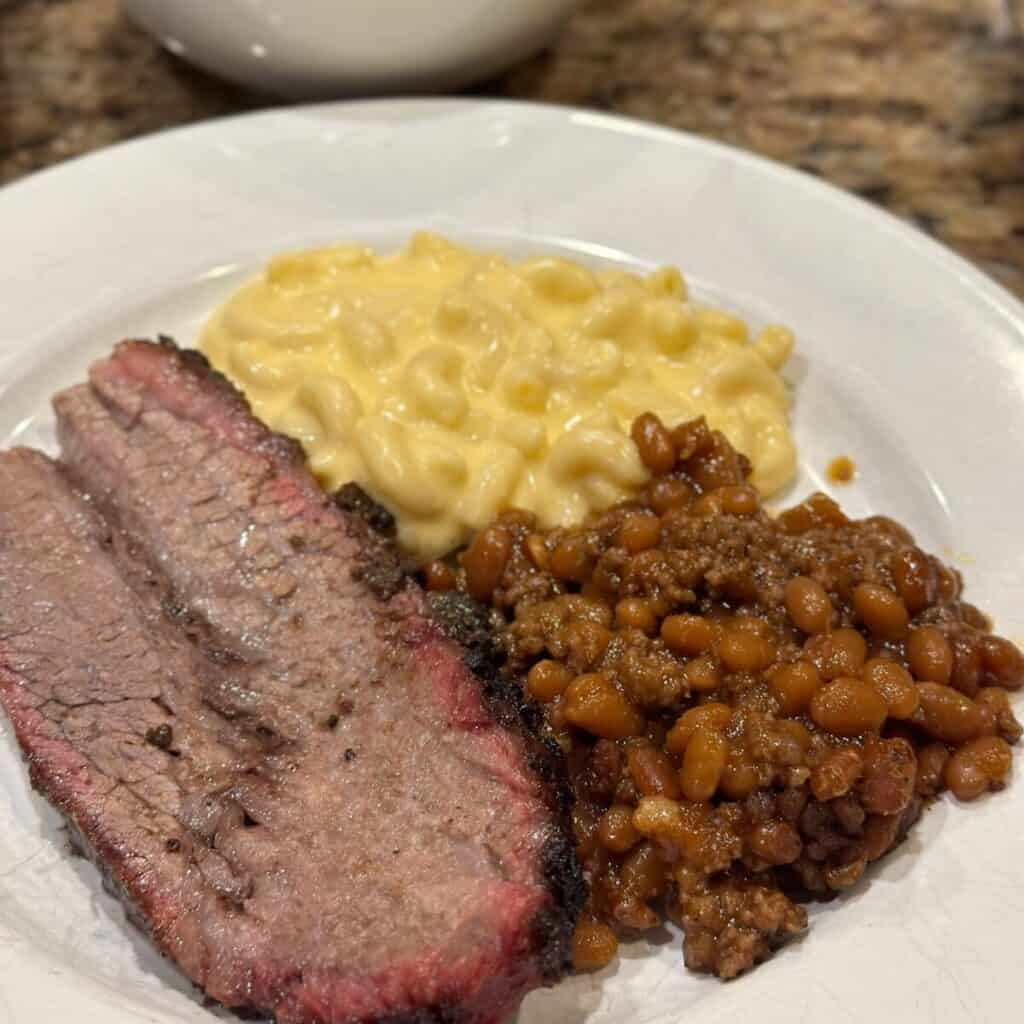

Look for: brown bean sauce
[827,455,856,483]
[429,414,1022,979]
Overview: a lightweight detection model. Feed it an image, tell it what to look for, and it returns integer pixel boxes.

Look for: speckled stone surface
[2,0,1023,295]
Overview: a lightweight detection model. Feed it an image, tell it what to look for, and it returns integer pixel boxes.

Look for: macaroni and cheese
[200,233,796,559]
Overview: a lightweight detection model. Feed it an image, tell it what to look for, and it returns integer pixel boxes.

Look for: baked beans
[572,918,619,971]
[460,525,511,600]
[810,678,888,736]
[661,614,717,656]
[907,626,954,684]
[853,583,909,640]
[627,745,681,799]
[784,576,833,635]
[526,660,573,702]
[862,658,919,719]
[769,661,821,716]
[631,412,678,476]
[617,513,662,554]
[434,413,1021,980]
[944,736,1012,801]
[597,804,641,854]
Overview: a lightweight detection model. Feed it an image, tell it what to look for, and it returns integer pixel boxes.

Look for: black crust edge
[330,496,586,1010]
[153,336,307,468]
[331,483,411,602]
[424,592,586,984]
[333,481,396,537]
[378,597,586,1024]
[156,335,248,409]
[153,338,406,604]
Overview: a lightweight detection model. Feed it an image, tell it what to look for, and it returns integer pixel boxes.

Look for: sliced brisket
[0,340,582,1024]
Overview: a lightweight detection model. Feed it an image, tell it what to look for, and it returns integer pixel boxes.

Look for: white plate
[1,99,1022,1024]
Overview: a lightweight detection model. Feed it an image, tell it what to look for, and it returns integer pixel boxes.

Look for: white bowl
[124,0,581,98]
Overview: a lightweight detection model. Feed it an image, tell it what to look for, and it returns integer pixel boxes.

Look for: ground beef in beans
[424,414,1023,980]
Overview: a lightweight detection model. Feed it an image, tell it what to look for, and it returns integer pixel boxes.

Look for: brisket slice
[0,339,582,1024]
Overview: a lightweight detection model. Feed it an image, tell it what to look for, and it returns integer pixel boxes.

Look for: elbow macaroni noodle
[200,233,797,559]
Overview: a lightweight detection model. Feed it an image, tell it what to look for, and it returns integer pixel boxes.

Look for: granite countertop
[2,0,1023,296]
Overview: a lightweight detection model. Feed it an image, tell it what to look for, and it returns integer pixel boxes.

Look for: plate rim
[2,96,1023,339]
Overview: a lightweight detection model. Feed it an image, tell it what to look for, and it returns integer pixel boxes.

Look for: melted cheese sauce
[200,233,796,559]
